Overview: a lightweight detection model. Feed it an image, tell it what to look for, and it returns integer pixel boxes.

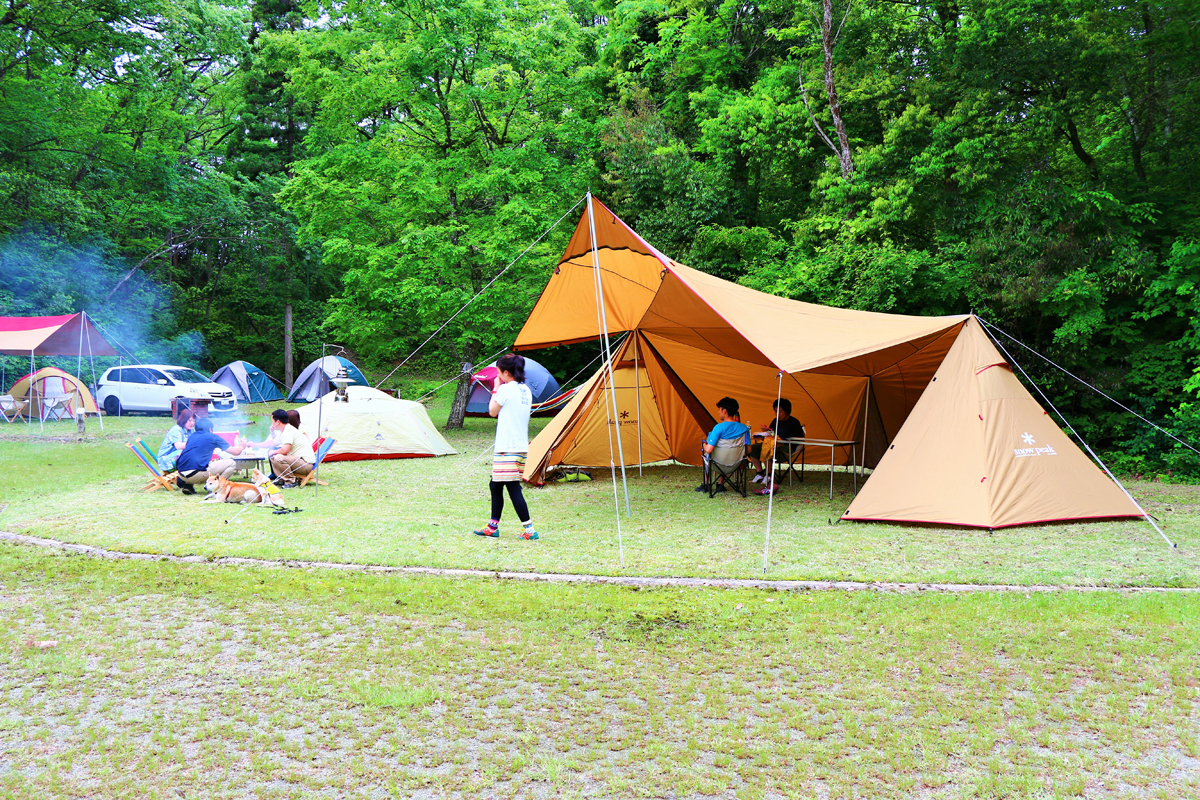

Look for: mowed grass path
[1,401,1197,586]
[2,546,1198,799]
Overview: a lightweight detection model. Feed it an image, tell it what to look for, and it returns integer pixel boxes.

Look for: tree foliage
[1,0,1199,469]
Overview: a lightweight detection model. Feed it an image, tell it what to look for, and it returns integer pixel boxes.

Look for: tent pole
[986,326,1176,548]
[634,334,643,477]
[587,192,626,567]
[762,371,784,574]
[76,312,84,392]
[315,343,326,502]
[82,311,103,430]
[35,350,43,432]
[860,376,870,487]
[587,192,631,519]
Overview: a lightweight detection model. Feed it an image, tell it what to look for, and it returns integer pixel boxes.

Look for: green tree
[280,0,600,426]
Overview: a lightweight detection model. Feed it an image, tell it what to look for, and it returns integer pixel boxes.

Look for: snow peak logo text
[1014,432,1057,458]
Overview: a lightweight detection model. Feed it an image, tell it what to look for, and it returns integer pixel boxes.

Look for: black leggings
[490,480,530,522]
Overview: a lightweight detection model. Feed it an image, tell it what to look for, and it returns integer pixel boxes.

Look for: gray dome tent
[286,356,370,403]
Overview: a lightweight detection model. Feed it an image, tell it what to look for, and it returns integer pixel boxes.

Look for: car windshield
[163,368,211,384]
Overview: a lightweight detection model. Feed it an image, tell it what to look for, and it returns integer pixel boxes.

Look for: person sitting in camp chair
[174,417,246,495]
[268,409,315,488]
[156,408,195,473]
[695,397,751,495]
[748,398,806,492]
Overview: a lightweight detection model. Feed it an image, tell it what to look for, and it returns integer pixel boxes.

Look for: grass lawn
[0,398,1197,587]
[2,545,1198,799]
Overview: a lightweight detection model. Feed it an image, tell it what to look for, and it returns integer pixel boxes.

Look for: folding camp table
[779,438,860,500]
[227,451,267,479]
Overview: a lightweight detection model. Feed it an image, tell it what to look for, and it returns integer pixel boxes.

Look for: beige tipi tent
[516,196,1145,529]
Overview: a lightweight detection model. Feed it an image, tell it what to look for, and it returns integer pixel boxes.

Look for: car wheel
[104,395,122,417]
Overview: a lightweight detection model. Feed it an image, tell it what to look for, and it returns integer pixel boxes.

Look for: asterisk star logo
[1021,432,1035,445]
[620,410,629,420]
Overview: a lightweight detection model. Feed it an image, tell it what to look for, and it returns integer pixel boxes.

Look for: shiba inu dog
[202,475,262,505]
[250,468,285,508]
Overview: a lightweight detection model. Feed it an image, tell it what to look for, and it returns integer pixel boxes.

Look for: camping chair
[770,437,807,487]
[0,395,27,423]
[138,439,170,474]
[299,437,337,488]
[703,438,750,498]
[38,376,74,422]
[127,443,178,492]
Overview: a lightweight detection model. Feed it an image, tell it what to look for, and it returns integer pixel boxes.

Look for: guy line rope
[373,196,586,391]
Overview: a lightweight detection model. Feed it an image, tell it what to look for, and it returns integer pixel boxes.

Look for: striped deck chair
[127,443,177,492]
[137,439,160,467]
[531,387,577,416]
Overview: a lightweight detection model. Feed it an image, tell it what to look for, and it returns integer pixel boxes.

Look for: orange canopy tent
[514,196,1147,531]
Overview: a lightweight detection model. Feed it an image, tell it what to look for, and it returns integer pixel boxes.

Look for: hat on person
[195,417,213,432]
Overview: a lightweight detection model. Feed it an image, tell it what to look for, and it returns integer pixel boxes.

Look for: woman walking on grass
[474,353,539,540]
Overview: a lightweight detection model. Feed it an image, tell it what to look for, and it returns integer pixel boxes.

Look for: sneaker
[751,473,764,484]
[179,481,196,495]
[712,483,727,494]
[693,483,710,493]
[282,481,298,489]
[520,530,539,540]
[473,525,499,538]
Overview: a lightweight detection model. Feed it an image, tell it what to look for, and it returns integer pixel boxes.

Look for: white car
[96,364,238,416]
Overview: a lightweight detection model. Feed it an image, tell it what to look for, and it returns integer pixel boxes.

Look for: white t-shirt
[279,424,315,462]
[493,380,532,453]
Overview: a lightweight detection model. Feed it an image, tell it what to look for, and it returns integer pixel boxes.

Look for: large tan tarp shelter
[515,198,1143,528]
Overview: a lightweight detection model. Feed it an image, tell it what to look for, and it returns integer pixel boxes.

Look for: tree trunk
[820,0,855,178]
[443,185,479,430]
[445,342,479,429]
[283,304,294,387]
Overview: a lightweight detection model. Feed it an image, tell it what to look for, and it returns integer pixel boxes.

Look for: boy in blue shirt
[695,397,750,494]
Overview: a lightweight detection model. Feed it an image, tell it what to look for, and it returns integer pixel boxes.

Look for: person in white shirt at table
[267,408,315,486]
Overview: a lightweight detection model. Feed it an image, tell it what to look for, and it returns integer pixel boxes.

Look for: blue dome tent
[211,360,285,403]
[466,356,562,417]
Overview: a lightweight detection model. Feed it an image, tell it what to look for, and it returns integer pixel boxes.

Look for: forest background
[1,0,1198,476]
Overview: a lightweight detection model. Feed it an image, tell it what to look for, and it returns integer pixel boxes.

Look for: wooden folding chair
[127,443,177,492]
[299,437,337,488]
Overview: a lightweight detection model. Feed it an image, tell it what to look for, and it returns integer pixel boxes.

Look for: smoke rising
[0,226,207,387]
